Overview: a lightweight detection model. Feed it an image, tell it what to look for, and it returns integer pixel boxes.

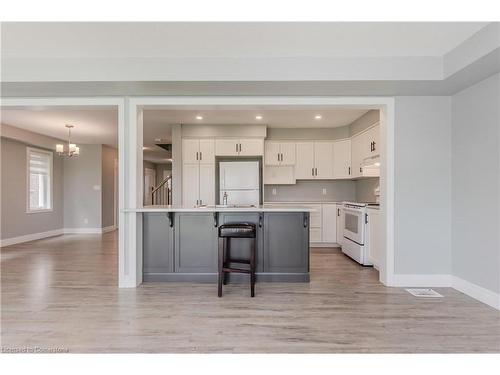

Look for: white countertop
[123,205,316,213]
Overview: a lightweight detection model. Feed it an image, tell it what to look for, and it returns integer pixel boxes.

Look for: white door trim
[128,96,396,287]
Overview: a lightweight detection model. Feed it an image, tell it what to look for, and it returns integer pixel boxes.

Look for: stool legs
[223,238,230,285]
[250,237,256,298]
[218,237,224,298]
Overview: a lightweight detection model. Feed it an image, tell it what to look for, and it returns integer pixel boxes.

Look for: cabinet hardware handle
[348,166,351,175]
[239,143,242,152]
[259,213,263,228]
[236,143,238,152]
[315,168,318,176]
[213,212,218,227]
[312,168,314,176]
[365,213,368,224]
[373,142,376,151]
[167,212,174,227]
[277,153,280,162]
[303,213,308,228]
[196,152,199,160]
[337,208,340,217]
[360,167,362,173]
[200,152,202,160]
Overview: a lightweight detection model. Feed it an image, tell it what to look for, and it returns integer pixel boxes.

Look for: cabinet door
[280,142,296,166]
[333,139,352,179]
[219,213,264,272]
[182,163,199,206]
[351,133,364,178]
[239,138,264,156]
[366,124,380,156]
[295,142,315,179]
[321,204,337,243]
[182,139,199,164]
[308,204,322,228]
[143,213,174,275]
[314,142,334,179]
[215,139,239,156]
[265,141,281,166]
[336,204,344,246]
[199,139,215,164]
[264,213,309,273]
[199,163,215,205]
[264,166,295,185]
[175,213,218,273]
[310,228,322,243]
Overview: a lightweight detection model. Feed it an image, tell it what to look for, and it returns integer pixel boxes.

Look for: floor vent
[405,288,443,298]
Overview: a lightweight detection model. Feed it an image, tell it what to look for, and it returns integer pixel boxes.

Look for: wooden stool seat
[218,223,256,297]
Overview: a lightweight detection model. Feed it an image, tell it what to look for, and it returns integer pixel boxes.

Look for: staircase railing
[151,175,172,205]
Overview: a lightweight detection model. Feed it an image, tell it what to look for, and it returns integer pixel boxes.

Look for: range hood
[361,155,380,177]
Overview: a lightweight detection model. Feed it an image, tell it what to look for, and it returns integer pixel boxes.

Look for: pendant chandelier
[56,124,80,157]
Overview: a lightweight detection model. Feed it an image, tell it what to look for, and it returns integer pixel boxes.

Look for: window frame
[26,146,54,213]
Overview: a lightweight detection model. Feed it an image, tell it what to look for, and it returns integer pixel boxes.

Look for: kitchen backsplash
[264,180,356,202]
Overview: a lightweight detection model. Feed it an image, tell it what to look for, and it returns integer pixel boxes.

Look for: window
[27,147,53,212]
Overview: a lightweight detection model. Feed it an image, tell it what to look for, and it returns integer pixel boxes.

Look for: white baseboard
[0,229,64,247]
[310,242,341,248]
[393,274,452,287]
[102,225,117,233]
[63,228,103,234]
[452,276,500,310]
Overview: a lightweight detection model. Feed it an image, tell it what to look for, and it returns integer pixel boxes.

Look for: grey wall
[394,96,452,275]
[451,73,500,293]
[264,180,356,202]
[0,137,63,239]
[355,178,379,202]
[101,145,117,228]
[350,110,380,136]
[266,126,349,140]
[63,144,102,229]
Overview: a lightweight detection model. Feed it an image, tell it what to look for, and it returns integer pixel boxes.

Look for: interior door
[264,141,281,166]
[199,163,215,205]
[182,163,200,206]
[280,142,296,166]
[182,139,199,164]
[314,142,334,179]
[333,139,352,179]
[144,168,156,205]
[239,138,264,156]
[198,139,215,164]
[295,142,314,179]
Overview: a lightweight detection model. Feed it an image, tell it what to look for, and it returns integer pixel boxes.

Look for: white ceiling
[1,107,118,145]
[143,107,369,129]
[1,106,370,163]
[2,22,487,59]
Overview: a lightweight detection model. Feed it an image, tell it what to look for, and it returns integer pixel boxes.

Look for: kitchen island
[124,205,314,282]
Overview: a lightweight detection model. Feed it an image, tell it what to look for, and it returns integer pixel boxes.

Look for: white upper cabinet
[351,132,364,178]
[351,123,380,177]
[215,138,263,156]
[264,141,296,166]
[314,142,334,179]
[295,141,334,180]
[333,139,352,179]
[182,138,215,164]
[295,142,315,179]
[364,123,380,156]
[239,138,264,156]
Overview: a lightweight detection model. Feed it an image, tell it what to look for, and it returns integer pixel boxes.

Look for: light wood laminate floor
[1,232,499,353]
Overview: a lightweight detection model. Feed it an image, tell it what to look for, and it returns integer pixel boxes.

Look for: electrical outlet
[272,188,277,195]
[322,188,327,195]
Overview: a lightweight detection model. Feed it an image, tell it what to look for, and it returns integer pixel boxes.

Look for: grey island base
[134,206,312,283]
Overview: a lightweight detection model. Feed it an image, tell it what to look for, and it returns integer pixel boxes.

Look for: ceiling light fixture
[56,124,80,157]
[255,115,263,120]
[315,115,322,120]
[196,115,203,120]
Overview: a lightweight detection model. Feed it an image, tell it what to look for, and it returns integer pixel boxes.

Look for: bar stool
[218,223,256,297]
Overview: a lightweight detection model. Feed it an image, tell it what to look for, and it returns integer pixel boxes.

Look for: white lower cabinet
[321,204,337,243]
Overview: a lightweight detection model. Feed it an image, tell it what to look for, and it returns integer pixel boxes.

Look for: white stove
[340,201,374,266]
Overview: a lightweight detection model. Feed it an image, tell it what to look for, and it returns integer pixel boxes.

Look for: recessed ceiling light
[196,115,203,120]
[315,115,322,120]
[255,115,263,120]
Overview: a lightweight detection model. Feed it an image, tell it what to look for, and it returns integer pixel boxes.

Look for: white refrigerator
[219,161,260,206]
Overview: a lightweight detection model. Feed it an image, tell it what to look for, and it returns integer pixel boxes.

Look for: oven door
[343,207,365,245]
